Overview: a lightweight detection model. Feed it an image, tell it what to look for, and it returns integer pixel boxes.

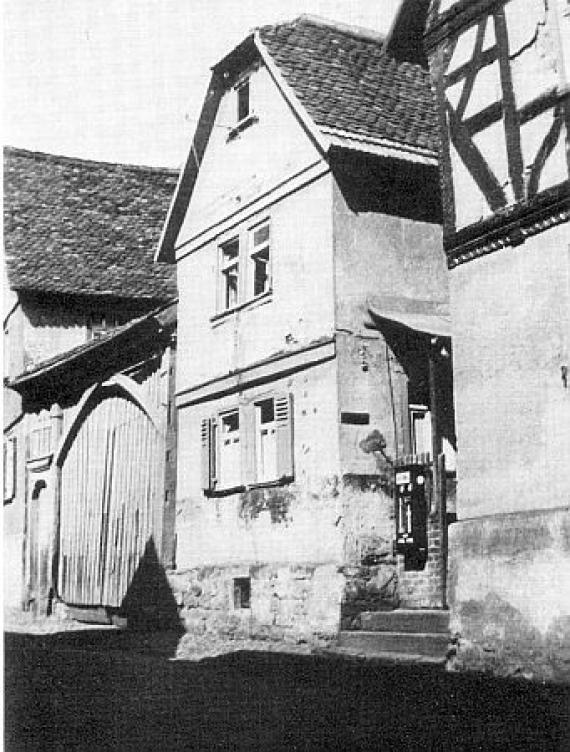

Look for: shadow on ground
[5,630,570,752]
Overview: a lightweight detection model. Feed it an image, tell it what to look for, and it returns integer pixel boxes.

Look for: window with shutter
[218,410,241,489]
[3,437,16,503]
[275,393,294,480]
[201,417,215,493]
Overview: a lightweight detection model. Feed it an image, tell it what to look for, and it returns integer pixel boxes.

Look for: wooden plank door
[58,392,163,608]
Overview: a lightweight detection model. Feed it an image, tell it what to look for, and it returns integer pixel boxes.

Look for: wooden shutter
[240,402,256,487]
[201,417,215,493]
[3,437,16,502]
[275,392,294,480]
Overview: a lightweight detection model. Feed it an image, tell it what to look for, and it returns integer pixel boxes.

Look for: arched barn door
[58,388,163,609]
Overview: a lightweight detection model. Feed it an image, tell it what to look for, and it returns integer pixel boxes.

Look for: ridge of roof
[257,15,438,154]
[261,14,386,45]
[4,145,178,176]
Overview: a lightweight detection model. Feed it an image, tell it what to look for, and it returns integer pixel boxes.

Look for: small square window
[233,577,251,609]
[237,80,250,123]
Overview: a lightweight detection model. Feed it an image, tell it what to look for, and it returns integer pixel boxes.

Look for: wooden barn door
[58,391,163,609]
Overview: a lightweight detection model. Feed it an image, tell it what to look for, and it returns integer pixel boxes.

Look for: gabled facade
[3,148,178,611]
[389,0,570,680]
[159,15,455,643]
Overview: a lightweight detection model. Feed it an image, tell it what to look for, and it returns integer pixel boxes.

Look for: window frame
[248,220,271,300]
[217,408,241,492]
[201,392,294,496]
[218,237,240,313]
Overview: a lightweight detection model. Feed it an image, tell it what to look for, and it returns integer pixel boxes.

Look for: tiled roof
[258,15,438,153]
[4,147,178,300]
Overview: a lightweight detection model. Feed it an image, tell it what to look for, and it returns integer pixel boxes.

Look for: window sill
[205,476,293,497]
[227,113,258,141]
[211,290,272,325]
[246,476,293,490]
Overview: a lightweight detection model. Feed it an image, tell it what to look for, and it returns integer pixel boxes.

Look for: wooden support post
[49,403,64,615]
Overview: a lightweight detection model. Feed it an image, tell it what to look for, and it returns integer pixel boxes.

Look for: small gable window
[87,311,123,341]
[237,79,250,123]
[228,76,258,140]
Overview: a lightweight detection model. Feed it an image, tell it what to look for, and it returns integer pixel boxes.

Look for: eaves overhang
[7,300,177,393]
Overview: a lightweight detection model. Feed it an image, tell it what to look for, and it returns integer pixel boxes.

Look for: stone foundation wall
[167,562,343,644]
[340,475,399,625]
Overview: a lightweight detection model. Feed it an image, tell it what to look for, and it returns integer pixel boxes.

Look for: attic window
[237,79,250,122]
[228,78,258,140]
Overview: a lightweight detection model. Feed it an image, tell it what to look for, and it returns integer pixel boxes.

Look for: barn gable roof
[4,147,178,301]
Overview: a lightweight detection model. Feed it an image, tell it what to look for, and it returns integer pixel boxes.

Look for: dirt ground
[4,611,570,751]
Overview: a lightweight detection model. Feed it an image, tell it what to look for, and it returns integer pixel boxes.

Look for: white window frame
[249,221,271,300]
[219,237,240,312]
[409,404,432,457]
[254,396,278,484]
[217,408,241,490]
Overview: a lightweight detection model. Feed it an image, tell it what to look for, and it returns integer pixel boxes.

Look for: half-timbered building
[389,0,570,680]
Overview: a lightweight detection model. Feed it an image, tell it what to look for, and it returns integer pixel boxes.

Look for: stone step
[358,609,450,634]
[338,630,450,659]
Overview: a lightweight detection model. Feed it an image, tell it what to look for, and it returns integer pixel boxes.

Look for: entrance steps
[337,609,450,664]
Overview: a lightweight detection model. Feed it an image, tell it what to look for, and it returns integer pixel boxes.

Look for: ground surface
[4,617,570,751]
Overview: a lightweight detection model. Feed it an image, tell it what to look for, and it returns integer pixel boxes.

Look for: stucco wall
[332,159,446,334]
[176,173,335,394]
[451,225,570,518]
[448,507,570,682]
[177,62,323,247]
[20,294,148,371]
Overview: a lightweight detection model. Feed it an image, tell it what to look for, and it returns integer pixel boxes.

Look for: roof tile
[259,16,438,153]
[4,148,178,300]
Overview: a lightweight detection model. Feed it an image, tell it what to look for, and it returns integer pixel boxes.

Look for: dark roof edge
[156,72,226,263]
[3,145,179,177]
[7,298,178,390]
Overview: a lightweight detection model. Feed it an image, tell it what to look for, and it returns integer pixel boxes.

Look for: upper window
[216,221,271,315]
[250,223,271,298]
[220,238,240,311]
[87,311,123,341]
[237,79,250,123]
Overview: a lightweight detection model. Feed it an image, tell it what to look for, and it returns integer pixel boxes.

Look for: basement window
[233,577,251,609]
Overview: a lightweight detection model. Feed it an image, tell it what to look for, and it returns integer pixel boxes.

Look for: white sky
[3,0,402,168]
